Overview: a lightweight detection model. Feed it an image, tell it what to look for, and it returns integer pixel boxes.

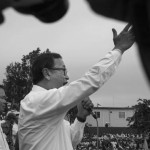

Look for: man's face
[50,58,69,88]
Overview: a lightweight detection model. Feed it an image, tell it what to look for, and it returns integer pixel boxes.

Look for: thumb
[112,28,117,39]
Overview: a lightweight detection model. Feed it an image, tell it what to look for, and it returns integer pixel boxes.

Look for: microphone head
[91,111,97,119]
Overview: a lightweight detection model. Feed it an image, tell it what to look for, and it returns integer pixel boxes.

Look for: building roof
[94,106,134,110]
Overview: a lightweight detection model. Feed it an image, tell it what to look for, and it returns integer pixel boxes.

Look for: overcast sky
[0,0,150,107]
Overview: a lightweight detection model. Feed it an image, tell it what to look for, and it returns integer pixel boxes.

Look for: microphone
[81,99,97,119]
[87,108,97,119]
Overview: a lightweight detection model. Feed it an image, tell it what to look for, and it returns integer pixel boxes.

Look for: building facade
[86,107,134,127]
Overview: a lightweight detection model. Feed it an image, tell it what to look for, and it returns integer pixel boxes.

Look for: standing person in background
[1,112,18,150]
[0,100,10,150]
[6,111,19,145]
[18,23,135,150]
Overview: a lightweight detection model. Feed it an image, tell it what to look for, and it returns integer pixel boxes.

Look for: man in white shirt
[18,23,135,150]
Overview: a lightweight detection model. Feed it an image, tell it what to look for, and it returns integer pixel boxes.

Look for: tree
[3,48,50,108]
[127,98,150,134]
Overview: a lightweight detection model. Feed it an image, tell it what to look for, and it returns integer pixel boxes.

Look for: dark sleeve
[14,132,19,150]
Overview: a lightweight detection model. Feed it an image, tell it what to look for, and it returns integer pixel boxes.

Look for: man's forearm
[70,118,85,147]
[57,49,122,112]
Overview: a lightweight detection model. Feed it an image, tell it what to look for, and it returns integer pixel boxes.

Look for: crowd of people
[0,102,150,150]
[1,109,150,150]
[75,133,150,150]
[0,103,19,150]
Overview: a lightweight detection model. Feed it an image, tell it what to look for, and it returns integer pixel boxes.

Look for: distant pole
[96,118,99,150]
[96,103,101,150]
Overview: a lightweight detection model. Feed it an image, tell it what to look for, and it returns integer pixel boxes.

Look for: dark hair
[31,52,62,84]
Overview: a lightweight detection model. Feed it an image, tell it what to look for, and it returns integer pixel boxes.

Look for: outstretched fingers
[112,28,117,39]
[122,23,131,32]
[128,26,136,40]
[128,26,134,33]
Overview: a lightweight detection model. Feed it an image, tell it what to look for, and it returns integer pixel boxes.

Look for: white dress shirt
[18,49,122,150]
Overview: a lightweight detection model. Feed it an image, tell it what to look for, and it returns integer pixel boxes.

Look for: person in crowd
[7,112,18,147]
[0,100,10,150]
[0,99,7,120]
[18,23,135,150]
[1,112,18,150]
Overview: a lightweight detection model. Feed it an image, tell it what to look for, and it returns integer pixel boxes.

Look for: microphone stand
[96,117,99,150]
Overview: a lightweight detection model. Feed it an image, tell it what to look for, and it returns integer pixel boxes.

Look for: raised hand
[112,23,135,53]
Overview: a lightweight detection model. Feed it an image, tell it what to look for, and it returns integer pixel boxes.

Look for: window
[119,112,125,118]
[96,112,100,118]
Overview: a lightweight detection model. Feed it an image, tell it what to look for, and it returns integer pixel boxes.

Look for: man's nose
[65,74,69,80]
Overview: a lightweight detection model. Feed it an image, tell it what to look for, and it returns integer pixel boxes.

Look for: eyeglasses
[50,68,67,76]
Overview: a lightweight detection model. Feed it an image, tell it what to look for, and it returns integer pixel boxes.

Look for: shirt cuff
[74,118,86,130]
[77,116,86,123]
[112,49,123,55]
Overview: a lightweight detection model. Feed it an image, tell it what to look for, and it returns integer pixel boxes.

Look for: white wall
[86,108,134,127]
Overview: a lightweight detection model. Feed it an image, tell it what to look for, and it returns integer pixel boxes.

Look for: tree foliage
[127,98,150,134]
[3,48,50,108]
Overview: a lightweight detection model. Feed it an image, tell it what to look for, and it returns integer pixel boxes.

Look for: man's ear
[42,68,51,80]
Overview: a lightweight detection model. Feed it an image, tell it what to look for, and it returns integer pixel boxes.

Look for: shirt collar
[32,85,47,92]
